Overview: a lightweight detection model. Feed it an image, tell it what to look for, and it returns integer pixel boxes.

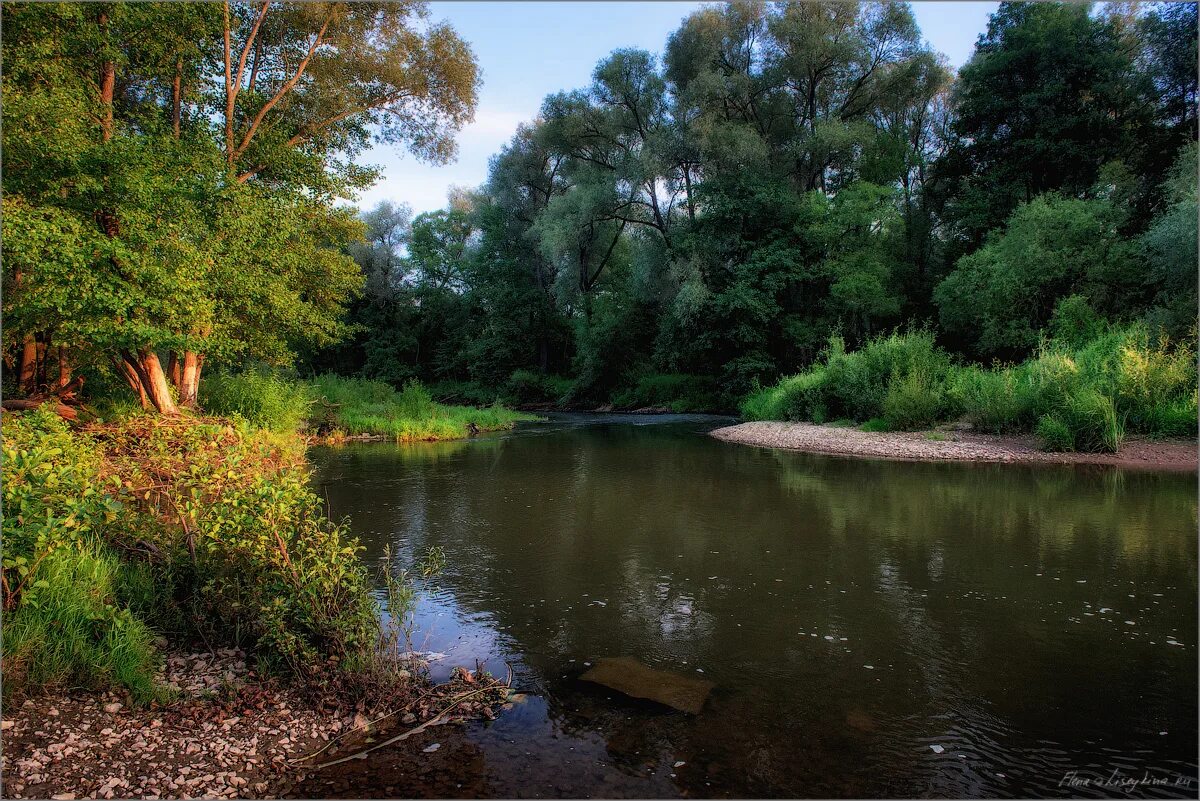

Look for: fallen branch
[308,684,503,770]
[2,398,78,421]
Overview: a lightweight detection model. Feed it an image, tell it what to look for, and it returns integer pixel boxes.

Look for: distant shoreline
[711,421,1198,472]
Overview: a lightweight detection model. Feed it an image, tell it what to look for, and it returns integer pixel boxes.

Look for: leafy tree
[1,1,479,413]
[935,195,1143,356]
[935,3,1152,249]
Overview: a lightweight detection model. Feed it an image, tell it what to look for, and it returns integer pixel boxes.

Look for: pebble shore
[711,421,1197,471]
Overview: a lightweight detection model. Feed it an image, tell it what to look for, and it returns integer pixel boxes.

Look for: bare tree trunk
[140,350,178,415]
[99,10,114,143]
[179,351,203,407]
[56,347,72,390]
[114,356,149,409]
[167,352,181,388]
[121,350,177,414]
[34,338,48,392]
[172,55,183,138]
[19,335,38,395]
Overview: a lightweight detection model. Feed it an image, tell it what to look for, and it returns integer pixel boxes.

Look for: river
[304,414,1197,798]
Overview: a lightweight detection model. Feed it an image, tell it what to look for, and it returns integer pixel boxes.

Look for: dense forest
[3,2,1196,419]
[306,1,1198,414]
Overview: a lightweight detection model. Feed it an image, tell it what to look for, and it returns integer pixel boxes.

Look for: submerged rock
[579,657,714,714]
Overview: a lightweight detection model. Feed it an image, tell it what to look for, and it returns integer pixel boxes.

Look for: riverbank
[712,421,1198,471]
[1,649,511,800]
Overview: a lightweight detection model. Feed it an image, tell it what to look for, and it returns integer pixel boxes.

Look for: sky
[355,1,1000,216]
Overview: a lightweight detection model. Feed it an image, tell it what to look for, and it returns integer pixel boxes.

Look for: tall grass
[3,545,161,703]
[199,370,313,432]
[308,374,537,442]
[744,324,1196,453]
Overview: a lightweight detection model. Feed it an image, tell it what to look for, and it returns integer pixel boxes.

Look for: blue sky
[356,1,999,215]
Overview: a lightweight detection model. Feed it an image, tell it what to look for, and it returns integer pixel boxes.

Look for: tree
[934,195,1143,356]
[934,3,1151,250]
[1,1,479,413]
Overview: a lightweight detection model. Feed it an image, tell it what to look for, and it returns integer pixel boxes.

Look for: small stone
[103,703,123,714]
[422,743,441,753]
[1,720,14,730]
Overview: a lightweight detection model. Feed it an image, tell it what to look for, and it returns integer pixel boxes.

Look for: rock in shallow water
[579,657,714,714]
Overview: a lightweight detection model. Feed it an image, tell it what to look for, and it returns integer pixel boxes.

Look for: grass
[200,369,313,433]
[743,324,1197,453]
[3,544,162,704]
[308,375,537,442]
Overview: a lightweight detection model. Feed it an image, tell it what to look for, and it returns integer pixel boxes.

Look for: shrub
[396,379,436,420]
[947,366,1029,432]
[882,367,945,430]
[860,417,891,432]
[3,546,160,704]
[2,409,383,696]
[821,330,952,421]
[200,370,312,433]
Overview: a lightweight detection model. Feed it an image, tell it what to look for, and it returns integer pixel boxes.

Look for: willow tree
[1,1,479,413]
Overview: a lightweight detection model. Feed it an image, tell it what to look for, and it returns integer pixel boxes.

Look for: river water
[305,414,1197,798]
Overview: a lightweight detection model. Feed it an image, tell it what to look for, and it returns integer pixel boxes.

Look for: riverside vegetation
[741,318,1197,453]
[2,0,1196,725]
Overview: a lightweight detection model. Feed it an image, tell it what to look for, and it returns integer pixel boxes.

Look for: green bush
[947,366,1030,432]
[4,546,161,703]
[741,322,1195,452]
[397,379,436,420]
[2,409,385,696]
[200,370,312,433]
[882,368,945,430]
[820,330,952,422]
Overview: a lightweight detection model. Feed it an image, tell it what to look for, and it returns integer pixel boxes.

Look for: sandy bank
[711,421,1197,472]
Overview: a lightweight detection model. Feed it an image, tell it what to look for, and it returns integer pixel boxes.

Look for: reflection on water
[307,415,1198,798]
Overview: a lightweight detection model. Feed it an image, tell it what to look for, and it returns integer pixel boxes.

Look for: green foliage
[1035,415,1075,452]
[199,370,313,433]
[308,374,536,441]
[1,409,385,695]
[820,331,952,425]
[747,323,1196,452]
[506,370,573,405]
[935,195,1143,355]
[4,546,160,704]
[882,368,945,431]
[610,373,719,413]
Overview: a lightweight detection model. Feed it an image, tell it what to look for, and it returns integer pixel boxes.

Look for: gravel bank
[711,421,1197,471]
[1,649,510,800]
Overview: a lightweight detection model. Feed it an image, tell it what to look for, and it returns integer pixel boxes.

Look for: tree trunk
[56,347,72,390]
[19,335,38,395]
[121,350,177,414]
[99,10,114,143]
[34,338,49,392]
[179,351,203,407]
[140,350,178,415]
[167,352,181,388]
[115,356,149,409]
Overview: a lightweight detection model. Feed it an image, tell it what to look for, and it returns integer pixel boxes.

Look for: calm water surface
[305,414,1197,798]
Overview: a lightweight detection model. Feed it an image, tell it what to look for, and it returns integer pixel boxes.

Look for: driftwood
[2,398,79,421]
